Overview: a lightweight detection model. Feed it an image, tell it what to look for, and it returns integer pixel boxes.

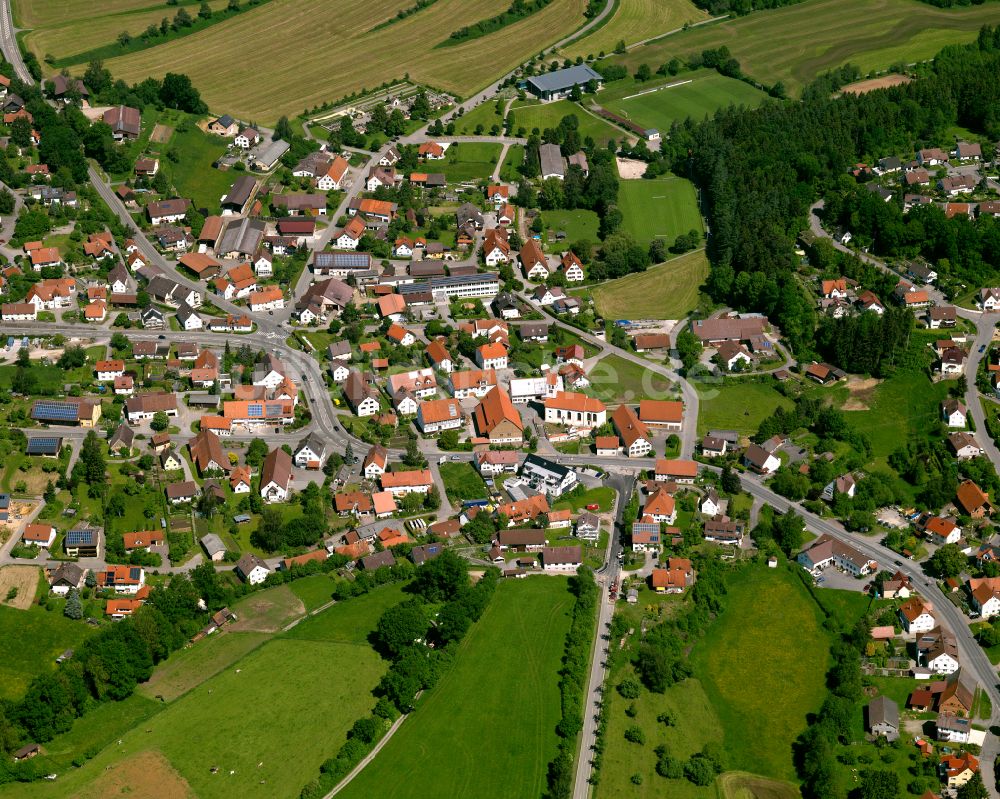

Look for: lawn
[540,208,599,245]
[452,97,507,135]
[600,69,770,132]
[96,0,589,124]
[338,577,573,799]
[696,380,793,436]
[617,175,703,247]
[563,0,709,58]
[510,98,622,144]
[605,0,1000,97]
[582,248,709,319]
[227,583,306,633]
[437,141,504,183]
[155,114,236,214]
[589,353,675,405]
[688,566,830,781]
[438,461,488,504]
[552,485,616,512]
[499,143,526,182]
[0,601,95,701]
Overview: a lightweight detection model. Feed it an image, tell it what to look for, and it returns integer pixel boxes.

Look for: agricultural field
[617,175,703,247]
[600,69,769,132]
[696,380,793,436]
[562,0,710,59]
[436,142,503,182]
[338,577,573,799]
[578,248,709,319]
[606,0,1000,97]
[138,631,268,702]
[20,0,230,67]
[438,461,488,504]
[0,599,95,701]
[2,586,405,799]
[92,0,589,124]
[510,98,622,144]
[589,353,675,405]
[13,0,159,27]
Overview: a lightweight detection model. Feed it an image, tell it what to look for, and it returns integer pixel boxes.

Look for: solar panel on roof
[32,401,79,421]
[247,403,262,418]
[266,403,283,415]
[26,437,61,454]
[129,567,140,580]
[66,529,94,545]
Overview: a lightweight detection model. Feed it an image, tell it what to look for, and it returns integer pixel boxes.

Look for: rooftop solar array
[66,529,95,545]
[26,437,62,455]
[31,401,79,421]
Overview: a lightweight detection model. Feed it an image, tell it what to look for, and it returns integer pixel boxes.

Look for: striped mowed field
[600,69,769,132]
[608,0,1000,95]
[91,0,587,123]
[20,0,231,69]
[562,0,709,59]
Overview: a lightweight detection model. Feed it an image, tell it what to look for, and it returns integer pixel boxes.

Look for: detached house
[899,597,936,633]
[260,448,293,503]
[612,404,652,458]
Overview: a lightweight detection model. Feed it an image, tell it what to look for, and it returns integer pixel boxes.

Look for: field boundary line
[621,78,692,101]
[625,13,729,50]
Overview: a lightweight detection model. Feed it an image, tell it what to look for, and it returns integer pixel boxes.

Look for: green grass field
[606,0,1000,97]
[540,208,600,245]
[2,586,405,799]
[600,70,770,132]
[589,353,675,405]
[438,461,488,504]
[617,175,703,246]
[138,631,268,702]
[840,370,949,462]
[287,573,338,611]
[696,380,793,436]
[453,98,507,135]
[510,99,623,144]
[91,0,588,124]
[563,0,709,59]
[151,114,235,213]
[0,600,94,701]
[499,143,526,182]
[581,249,709,319]
[338,577,573,799]
[283,582,409,645]
[689,566,830,781]
[437,141,503,182]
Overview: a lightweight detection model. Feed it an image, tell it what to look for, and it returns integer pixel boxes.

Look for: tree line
[299,554,499,798]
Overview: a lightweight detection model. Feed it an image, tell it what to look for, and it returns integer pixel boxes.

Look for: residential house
[235,553,270,585]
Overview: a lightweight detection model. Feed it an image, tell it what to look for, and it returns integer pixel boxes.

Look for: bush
[624,725,645,745]
[617,676,641,699]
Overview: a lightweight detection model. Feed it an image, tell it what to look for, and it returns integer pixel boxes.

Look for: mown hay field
[563,0,709,59]
[607,0,1000,96]
[21,0,230,66]
[94,0,587,123]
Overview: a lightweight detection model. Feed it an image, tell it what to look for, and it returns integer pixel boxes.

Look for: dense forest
[662,27,1000,354]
